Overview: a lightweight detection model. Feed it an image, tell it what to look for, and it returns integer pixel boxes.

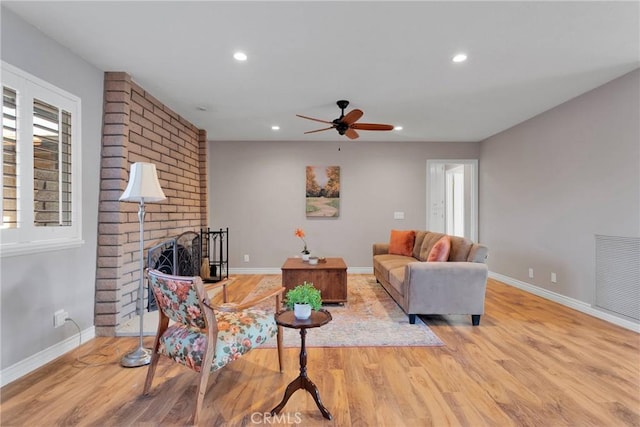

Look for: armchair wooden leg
[409,314,416,324]
[194,339,215,425]
[471,315,481,326]
[193,368,210,425]
[143,321,165,395]
[142,352,160,395]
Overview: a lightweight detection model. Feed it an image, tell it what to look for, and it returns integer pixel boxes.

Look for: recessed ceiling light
[394,126,403,131]
[452,53,467,63]
[233,52,247,61]
[271,125,280,131]
[196,106,208,111]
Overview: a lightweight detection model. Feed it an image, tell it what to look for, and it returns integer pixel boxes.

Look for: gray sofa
[373,230,489,325]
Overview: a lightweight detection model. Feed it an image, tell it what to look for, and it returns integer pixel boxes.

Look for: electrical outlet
[528,268,534,279]
[243,254,250,263]
[54,309,68,328]
[551,272,557,283]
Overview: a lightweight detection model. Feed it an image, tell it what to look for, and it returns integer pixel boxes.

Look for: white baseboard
[229,267,281,275]
[1,325,95,388]
[490,271,640,333]
[347,267,373,274]
[229,267,373,275]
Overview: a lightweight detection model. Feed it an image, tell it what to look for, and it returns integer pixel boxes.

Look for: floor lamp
[119,162,166,368]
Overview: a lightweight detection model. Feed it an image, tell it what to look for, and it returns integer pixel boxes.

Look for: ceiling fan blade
[304,126,335,135]
[351,123,395,131]
[345,128,359,140]
[342,109,364,125]
[296,114,333,125]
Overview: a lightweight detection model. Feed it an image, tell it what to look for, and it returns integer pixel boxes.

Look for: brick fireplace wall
[95,72,208,336]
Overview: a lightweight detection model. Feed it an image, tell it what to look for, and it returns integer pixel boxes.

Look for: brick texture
[95,72,208,336]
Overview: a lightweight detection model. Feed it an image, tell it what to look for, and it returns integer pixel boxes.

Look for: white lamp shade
[120,162,167,202]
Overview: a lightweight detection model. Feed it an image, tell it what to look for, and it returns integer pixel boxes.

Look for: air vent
[595,235,640,321]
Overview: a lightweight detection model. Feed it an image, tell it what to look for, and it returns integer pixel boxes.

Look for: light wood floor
[2,275,638,426]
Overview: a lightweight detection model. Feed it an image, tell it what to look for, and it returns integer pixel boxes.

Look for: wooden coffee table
[281,257,347,303]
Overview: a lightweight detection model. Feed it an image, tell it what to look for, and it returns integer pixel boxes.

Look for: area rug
[250,275,444,347]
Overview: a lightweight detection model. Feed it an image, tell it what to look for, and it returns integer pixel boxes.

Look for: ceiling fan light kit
[297,100,394,140]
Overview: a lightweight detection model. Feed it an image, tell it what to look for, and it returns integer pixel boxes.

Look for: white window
[1,62,83,256]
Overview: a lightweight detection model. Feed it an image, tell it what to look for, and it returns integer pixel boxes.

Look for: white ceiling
[4,1,639,142]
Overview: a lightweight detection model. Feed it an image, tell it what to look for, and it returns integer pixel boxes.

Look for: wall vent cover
[595,235,640,321]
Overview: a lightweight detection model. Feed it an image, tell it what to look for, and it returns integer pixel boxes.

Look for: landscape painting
[306,166,340,217]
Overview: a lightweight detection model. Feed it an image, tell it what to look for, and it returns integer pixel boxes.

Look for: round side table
[270,309,333,420]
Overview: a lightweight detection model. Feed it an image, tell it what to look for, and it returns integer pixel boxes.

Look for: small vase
[294,303,312,320]
[302,253,310,262]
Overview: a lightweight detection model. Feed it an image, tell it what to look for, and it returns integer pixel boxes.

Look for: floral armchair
[143,269,284,424]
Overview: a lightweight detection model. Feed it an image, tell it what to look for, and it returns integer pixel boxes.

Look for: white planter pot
[302,253,310,262]
[294,303,312,320]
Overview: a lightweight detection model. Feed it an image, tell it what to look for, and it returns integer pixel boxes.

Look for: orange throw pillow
[427,235,451,261]
[388,230,416,256]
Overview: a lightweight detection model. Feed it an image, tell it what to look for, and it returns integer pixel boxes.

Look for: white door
[428,163,445,233]
[445,166,465,237]
[426,159,478,242]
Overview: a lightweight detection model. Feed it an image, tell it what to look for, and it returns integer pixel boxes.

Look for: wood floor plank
[407,367,464,426]
[1,276,638,426]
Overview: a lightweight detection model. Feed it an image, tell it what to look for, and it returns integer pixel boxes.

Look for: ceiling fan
[296,100,394,140]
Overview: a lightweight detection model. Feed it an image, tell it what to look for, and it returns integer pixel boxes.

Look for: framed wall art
[306,166,340,217]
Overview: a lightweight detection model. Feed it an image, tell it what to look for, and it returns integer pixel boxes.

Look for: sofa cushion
[449,236,473,261]
[373,254,415,282]
[389,230,416,256]
[388,266,406,296]
[412,231,427,260]
[427,235,451,261]
[419,232,446,261]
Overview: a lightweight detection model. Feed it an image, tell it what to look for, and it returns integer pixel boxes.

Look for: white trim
[490,271,640,333]
[347,267,373,274]
[229,266,373,275]
[0,325,95,387]
[1,61,83,255]
[230,267,282,275]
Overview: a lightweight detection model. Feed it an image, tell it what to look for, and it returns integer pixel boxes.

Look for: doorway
[426,159,478,242]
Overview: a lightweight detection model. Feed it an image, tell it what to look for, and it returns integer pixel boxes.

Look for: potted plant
[285,281,322,319]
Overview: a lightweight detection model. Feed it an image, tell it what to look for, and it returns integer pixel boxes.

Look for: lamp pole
[119,162,166,368]
[121,199,152,367]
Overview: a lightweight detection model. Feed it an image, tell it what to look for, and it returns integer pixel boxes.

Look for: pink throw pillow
[427,236,451,262]
[388,230,416,257]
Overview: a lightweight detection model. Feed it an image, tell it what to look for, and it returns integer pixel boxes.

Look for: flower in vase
[294,228,310,254]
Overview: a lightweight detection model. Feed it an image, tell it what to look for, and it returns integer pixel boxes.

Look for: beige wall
[208,140,480,270]
[95,72,208,335]
[479,69,640,304]
[210,69,639,322]
[1,6,104,371]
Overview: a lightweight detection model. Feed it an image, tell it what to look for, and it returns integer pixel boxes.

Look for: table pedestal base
[270,374,332,420]
[270,327,332,420]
